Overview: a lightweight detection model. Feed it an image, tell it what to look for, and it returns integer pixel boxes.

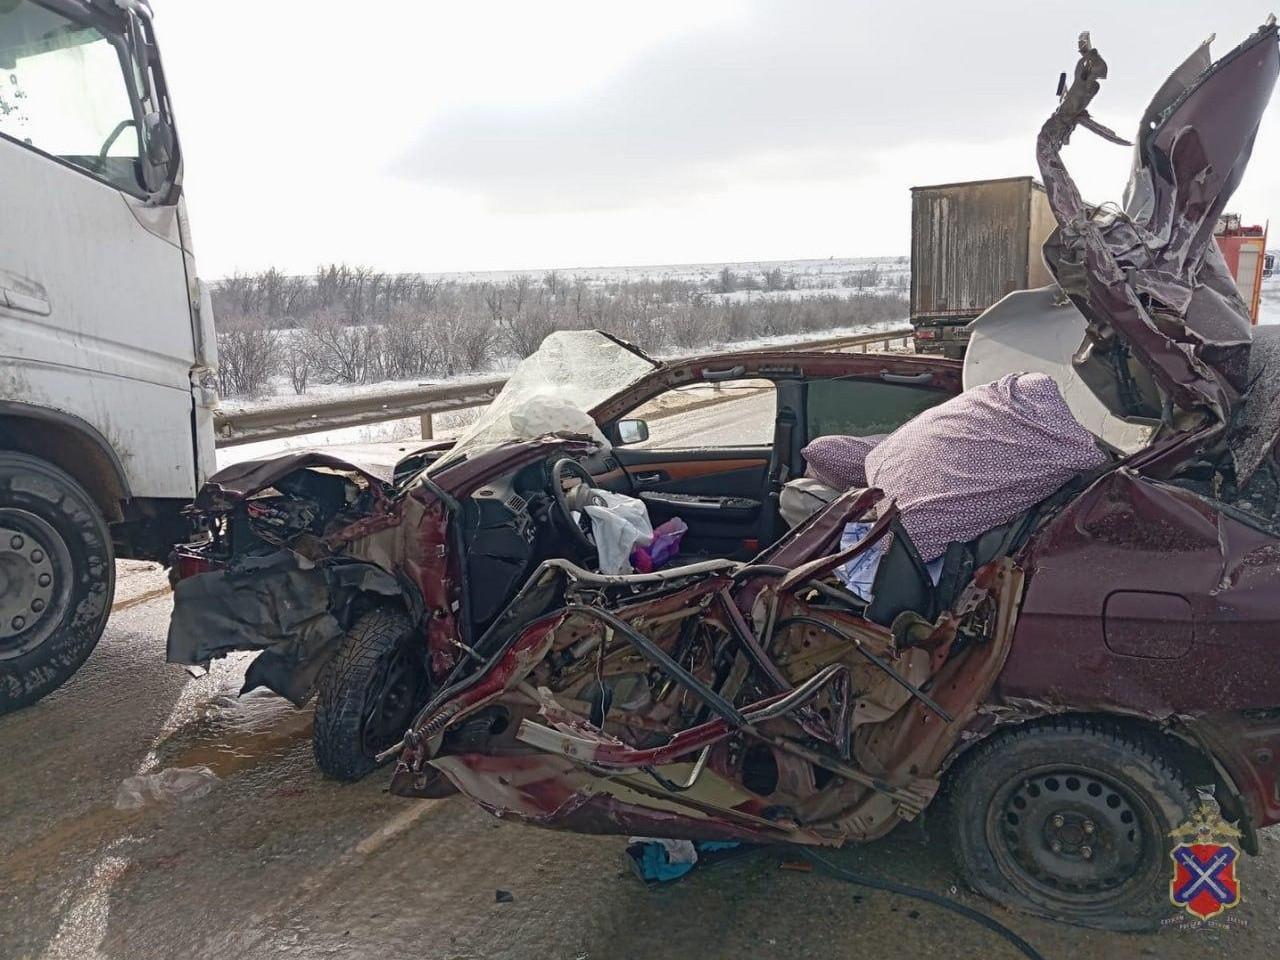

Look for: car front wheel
[313,606,428,781]
[947,718,1199,931]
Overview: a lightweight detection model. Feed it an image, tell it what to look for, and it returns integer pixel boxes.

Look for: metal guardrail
[213,327,914,447]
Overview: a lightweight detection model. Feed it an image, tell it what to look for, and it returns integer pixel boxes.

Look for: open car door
[593,350,961,558]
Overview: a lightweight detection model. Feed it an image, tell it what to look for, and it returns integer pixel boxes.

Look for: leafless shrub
[762,267,796,291]
[439,310,496,375]
[666,301,716,350]
[301,313,379,383]
[499,304,559,358]
[843,265,882,289]
[215,317,280,397]
[286,340,311,395]
[380,308,442,380]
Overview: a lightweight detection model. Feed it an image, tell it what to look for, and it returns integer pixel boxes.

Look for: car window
[0,1,143,193]
[805,378,948,440]
[620,379,775,449]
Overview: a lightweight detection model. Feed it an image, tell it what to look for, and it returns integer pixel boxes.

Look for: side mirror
[144,112,173,167]
[617,418,649,445]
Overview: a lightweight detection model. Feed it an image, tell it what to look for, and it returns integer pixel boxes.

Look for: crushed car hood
[195,451,394,509]
[1036,21,1279,449]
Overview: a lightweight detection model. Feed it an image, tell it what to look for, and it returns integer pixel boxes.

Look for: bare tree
[207,260,910,394]
[301,312,377,383]
[215,317,280,397]
[286,340,311,395]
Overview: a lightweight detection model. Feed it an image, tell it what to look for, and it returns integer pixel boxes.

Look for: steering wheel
[550,458,599,555]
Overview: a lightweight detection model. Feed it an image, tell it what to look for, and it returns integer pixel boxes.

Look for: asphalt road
[4,563,1280,960]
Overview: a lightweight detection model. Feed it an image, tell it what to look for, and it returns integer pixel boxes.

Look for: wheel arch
[0,402,131,523]
[941,710,1256,852]
[332,579,421,633]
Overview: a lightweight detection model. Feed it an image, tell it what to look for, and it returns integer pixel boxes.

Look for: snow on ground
[417,256,908,289]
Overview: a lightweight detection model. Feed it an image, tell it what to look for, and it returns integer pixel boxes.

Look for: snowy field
[416,256,909,292]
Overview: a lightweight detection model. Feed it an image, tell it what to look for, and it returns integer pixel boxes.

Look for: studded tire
[313,606,426,782]
[947,717,1199,932]
[0,451,114,714]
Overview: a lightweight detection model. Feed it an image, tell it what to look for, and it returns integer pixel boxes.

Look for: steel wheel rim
[986,762,1155,908]
[362,646,424,757]
[0,508,73,659]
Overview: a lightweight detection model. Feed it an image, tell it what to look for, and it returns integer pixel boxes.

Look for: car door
[606,376,778,558]
[596,351,961,558]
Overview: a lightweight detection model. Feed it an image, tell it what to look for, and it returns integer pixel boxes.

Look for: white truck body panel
[0,122,210,500]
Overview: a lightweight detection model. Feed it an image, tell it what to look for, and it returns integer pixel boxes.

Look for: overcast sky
[156,1,1280,279]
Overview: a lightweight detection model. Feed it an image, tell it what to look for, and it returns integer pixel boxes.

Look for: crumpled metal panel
[194,451,393,508]
[1003,468,1280,717]
[166,550,401,704]
[1036,24,1279,432]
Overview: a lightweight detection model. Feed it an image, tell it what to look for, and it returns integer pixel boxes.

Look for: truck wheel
[313,607,428,781]
[947,718,1198,931]
[0,451,114,714]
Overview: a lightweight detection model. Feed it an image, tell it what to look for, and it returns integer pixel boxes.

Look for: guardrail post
[420,413,434,440]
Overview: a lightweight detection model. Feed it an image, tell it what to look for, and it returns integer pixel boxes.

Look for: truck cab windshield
[0,1,144,194]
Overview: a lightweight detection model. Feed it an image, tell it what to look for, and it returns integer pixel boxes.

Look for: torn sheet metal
[166,550,401,703]
[1036,25,1280,431]
[194,451,393,509]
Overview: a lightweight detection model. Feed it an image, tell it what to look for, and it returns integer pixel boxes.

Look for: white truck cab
[0,0,215,712]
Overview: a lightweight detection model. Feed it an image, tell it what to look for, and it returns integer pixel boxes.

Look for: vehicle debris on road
[115,765,221,811]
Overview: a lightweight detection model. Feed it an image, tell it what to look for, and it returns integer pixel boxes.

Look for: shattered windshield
[430,330,658,472]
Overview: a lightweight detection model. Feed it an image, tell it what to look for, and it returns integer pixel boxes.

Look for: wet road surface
[3,561,1280,959]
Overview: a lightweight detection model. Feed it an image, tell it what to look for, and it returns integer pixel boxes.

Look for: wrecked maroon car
[169,22,1280,931]
[168,330,962,779]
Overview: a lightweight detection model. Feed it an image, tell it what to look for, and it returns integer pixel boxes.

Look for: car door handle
[879,370,933,385]
[634,471,665,485]
[0,271,51,316]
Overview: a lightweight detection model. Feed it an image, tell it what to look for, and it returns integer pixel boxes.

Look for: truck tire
[0,451,115,714]
[946,717,1198,931]
[313,606,428,781]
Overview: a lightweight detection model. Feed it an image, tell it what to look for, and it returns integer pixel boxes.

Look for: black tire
[313,606,427,781]
[947,717,1198,932]
[0,452,114,714]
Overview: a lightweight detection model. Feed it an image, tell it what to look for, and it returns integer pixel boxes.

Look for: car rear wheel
[947,718,1198,931]
[0,452,114,714]
[313,606,428,781]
